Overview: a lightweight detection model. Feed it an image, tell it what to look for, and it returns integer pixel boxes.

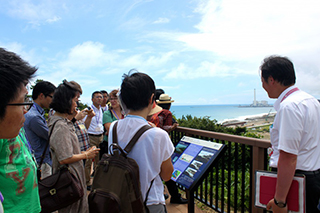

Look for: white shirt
[269,86,320,171]
[87,104,104,135]
[108,115,174,206]
[101,105,109,112]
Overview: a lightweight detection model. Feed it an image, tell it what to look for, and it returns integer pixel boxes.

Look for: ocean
[170,105,275,123]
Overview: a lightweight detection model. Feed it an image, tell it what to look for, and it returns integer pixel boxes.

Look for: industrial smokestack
[254,89,257,106]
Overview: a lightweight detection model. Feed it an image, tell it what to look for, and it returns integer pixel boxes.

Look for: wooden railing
[170,126,271,213]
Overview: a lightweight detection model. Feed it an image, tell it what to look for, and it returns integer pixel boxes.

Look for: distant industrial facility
[250,89,272,107]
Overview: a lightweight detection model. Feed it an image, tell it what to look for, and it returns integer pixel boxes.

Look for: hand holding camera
[86,106,96,118]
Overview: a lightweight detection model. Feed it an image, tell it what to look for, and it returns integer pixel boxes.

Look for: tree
[27,79,44,99]
[30,79,44,90]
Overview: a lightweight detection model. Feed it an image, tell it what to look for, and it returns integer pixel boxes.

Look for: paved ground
[166,200,204,213]
[164,187,204,213]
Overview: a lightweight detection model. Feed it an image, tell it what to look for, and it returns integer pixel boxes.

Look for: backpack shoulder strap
[124,124,152,154]
[112,121,119,144]
[111,121,152,153]
[144,178,155,209]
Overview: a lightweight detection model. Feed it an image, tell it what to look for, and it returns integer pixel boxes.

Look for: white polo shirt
[269,86,320,171]
[108,115,174,206]
[87,104,104,135]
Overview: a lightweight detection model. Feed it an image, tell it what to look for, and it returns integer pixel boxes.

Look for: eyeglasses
[46,94,53,98]
[7,102,34,111]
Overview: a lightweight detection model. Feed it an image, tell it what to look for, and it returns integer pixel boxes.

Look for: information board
[171,136,226,190]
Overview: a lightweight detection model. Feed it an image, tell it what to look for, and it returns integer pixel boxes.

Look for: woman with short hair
[48,80,99,213]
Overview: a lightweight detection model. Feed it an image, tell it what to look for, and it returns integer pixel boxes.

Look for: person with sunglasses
[0,47,41,212]
[24,81,56,179]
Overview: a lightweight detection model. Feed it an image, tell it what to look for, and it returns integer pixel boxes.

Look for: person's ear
[38,93,45,100]
[149,93,155,105]
[268,76,275,84]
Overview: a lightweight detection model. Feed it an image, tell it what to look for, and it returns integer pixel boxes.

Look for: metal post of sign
[187,189,195,213]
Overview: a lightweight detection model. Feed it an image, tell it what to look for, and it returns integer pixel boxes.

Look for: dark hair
[0,47,37,120]
[50,80,82,114]
[260,55,296,86]
[158,103,171,110]
[121,71,155,111]
[92,91,102,99]
[155,89,165,100]
[32,81,56,100]
[100,90,108,95]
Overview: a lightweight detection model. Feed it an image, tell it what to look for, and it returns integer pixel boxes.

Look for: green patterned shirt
[0,128,41,213]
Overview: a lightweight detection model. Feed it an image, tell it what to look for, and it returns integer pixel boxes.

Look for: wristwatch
[274,197,286,208]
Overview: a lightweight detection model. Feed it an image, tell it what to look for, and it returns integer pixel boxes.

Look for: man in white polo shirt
[261,56,320,212]
[85,91,104,190]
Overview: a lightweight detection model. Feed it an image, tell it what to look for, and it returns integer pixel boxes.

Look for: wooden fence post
[251,146,265,213]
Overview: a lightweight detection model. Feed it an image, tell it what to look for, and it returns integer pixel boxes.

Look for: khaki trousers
[85,134,103,185]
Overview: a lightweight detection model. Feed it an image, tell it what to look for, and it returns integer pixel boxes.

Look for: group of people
[0,47,319,213]
[0,47,183,213]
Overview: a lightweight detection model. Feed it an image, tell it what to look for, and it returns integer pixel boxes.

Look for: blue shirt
[24,102,52,166]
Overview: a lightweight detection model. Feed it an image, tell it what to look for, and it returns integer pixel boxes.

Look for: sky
[1,0,320,105]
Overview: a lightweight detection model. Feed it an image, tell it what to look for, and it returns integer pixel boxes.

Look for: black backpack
[88,121,153,213]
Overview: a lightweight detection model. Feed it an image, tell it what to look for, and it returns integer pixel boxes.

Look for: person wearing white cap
[149,94,178,133]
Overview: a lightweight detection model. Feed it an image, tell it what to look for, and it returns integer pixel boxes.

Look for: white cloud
[60,41,117,71]
[122,0,154,18]
[156,85,181,91]
[119,17,148,31]
[237,82,246,87]
[164,61,240,79]
[107,50,177,71]
[46,16,61,23]
[58,42,177,80]
[0,42,41,66]
[153,17,170,24]
[177,0,320,60]
[153,0,320,95]
[5,0,64,26]
[295,62,320,97]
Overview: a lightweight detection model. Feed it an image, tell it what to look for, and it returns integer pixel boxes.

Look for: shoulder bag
[38,119,84,213]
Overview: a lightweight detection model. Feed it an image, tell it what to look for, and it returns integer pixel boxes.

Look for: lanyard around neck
[92,105,101,124]
[111,109,120,120]
[281,87,299,102]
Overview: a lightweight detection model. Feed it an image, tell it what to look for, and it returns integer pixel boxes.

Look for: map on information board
[171,136,225,189]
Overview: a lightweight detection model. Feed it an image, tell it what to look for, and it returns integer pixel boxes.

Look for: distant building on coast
[239,89,273,107]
